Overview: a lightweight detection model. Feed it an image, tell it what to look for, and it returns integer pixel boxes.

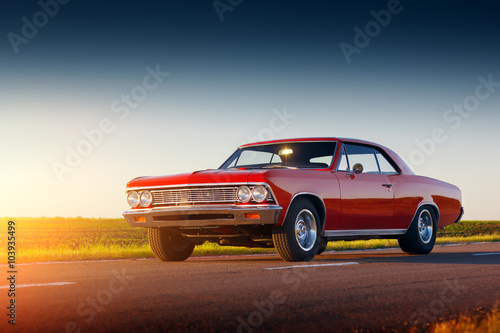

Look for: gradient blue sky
[1,0,499,219]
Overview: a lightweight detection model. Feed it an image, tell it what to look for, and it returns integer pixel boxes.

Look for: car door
[333,143,394,231]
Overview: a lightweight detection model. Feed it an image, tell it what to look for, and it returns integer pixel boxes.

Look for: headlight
[237,186,251,203]
[251,185,268,203]
[139,190,153,207]
[127,191,139,207]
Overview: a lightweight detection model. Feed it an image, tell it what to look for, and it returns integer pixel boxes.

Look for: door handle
[382,184,392,188]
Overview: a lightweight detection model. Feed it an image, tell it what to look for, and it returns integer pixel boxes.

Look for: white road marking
[10,259,143,266]
[0,282,76,289]
[263,262,359,271]
[472,252,500,256]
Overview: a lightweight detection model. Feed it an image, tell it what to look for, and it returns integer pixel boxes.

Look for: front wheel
[316,238,328,255]
[398,207,437,255]
[147,228,195,261]
[272,198,320,261]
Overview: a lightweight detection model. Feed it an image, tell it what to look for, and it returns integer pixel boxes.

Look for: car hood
[127,169,266,188]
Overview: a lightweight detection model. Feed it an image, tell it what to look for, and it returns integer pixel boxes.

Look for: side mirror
[348,163,363,176]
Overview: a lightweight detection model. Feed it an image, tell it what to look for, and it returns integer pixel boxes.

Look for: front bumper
[123,204,282,228]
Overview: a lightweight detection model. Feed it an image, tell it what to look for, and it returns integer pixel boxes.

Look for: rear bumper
[123,204,282,228]
[454,206,464,224]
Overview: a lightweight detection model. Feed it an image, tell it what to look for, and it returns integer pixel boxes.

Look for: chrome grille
[152,187,239,206]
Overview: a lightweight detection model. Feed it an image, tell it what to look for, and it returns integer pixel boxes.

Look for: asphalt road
[2,243,499,333]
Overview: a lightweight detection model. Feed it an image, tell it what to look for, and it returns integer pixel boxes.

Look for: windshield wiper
[227,167,260,170]
[262,165,298,170]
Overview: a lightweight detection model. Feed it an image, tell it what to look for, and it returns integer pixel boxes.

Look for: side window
[344,144,380,174]
[270,154,282,163]
[375,151,398,175]
[337,146,349,171]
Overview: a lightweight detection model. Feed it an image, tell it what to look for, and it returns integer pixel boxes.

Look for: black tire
[398,207,437,255]
[147,228,195,261]
[272,198,320,262]
[316,238,328,255]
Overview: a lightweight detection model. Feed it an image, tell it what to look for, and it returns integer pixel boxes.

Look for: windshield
[220,141,337,170]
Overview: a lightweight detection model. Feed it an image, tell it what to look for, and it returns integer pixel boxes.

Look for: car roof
[239,137,378,148]
[239,137,415,175]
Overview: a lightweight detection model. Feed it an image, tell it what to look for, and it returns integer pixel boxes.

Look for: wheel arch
[409,202,440,230]
[283,193,327,232]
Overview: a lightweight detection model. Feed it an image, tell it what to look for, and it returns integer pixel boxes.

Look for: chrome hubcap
[294,209,317,251]
[418,209,433,244]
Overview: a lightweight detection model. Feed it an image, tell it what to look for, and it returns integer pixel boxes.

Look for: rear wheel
[273,198,320,261]
[147,228,195,261]
[398,207,437,255]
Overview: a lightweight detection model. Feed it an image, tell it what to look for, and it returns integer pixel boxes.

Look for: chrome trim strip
[126,182,255,191]
[324,229,406,237]
[128,204,276,212]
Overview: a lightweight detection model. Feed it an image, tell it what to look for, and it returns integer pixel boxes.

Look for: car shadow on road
[317,251,500,265]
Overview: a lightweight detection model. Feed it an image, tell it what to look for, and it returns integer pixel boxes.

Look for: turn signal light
[245,213,260,219]
[134,216,146,223]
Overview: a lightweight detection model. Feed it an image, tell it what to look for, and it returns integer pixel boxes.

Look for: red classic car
[123,137,463,262]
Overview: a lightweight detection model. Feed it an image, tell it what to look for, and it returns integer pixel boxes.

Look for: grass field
[0,217,499,263]
[412,307,500,333]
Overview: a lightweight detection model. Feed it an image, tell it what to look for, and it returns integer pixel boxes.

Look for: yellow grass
[423,308,500,333]
[436,234,500,244]
[17,243,154,262]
